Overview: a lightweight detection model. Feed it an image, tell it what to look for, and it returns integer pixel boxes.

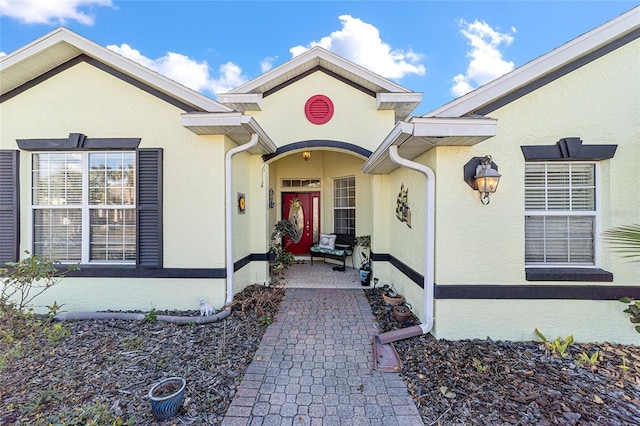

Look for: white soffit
[363,117,497,174]
[426,6,640,118]
[181,112,276,155]
[0,27,232,113]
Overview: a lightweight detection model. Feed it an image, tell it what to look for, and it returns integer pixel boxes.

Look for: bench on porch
[310,233,356,272]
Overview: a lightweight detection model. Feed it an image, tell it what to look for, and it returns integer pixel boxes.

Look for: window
[333,176,355,235]
[524,163,596,265]
[32,152,136,263]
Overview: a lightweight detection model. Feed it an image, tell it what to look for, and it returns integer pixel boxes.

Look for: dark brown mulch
[2,284,639,425]
[0,284,284,425]
[365,287,640,426]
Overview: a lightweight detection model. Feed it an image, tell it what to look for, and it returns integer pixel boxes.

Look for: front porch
[280,259,365,289]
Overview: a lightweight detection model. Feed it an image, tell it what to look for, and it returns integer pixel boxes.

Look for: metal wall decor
[237,193,246,214]
[395,183,411,228]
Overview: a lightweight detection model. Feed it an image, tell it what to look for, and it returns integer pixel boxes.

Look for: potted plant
[269,220,298,271]
[393,304,413,322]
[148,376,186,420]
[357,235,371,285]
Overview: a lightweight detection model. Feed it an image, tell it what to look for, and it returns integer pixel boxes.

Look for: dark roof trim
[521,137,617,161]
[263,66,377,98]
[262,140,372,162]
[473,28,640,116]
[17,133,141,150]
[1,54,201,112]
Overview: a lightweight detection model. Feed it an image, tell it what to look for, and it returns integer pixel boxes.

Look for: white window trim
[332,175,356,235]
[30,151,136,265]
[524,161,601,268]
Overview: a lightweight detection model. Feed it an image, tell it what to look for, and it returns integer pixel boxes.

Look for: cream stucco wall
[247,71,396,152]
[375,38,640,344]
[1,61,229,312]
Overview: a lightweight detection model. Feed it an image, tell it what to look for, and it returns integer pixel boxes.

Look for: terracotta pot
[393,305,412,322]
[383,292,404,306]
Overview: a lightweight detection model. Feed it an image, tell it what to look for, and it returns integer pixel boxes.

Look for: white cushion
[318,233,337,250]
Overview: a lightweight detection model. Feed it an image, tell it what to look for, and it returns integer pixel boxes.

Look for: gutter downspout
[55,133,260,325]
[376,145,435,344]
[225,133,260,305]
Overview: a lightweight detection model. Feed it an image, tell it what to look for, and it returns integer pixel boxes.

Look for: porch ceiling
[362,117,498,174]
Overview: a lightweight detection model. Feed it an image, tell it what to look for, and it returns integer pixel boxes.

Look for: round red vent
[304,95,334,125]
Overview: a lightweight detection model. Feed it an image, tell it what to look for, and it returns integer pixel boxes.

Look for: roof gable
[0,27,232,113]
[217,46,421,121]
[426,6,640,118]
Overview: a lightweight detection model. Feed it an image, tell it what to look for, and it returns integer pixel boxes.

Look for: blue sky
[1,1,637,114]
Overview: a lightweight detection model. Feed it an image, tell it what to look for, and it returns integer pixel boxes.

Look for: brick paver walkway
[222,287,423,425]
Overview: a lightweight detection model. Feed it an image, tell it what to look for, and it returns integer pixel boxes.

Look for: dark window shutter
[0,150,19,265]
[137,148,163,267]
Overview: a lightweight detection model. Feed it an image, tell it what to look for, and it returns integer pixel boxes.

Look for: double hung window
[333,176,355,235]
[524,163,596,266]
[32,152,136,263]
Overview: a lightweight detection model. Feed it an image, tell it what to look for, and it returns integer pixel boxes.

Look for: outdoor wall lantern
[302,151,311,161]
[463,155,501,205]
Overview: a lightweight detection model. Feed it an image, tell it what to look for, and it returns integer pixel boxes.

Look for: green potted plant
[269,220,298,271]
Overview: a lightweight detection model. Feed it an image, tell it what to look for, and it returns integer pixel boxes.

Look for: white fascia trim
[181,112,276,153]
[376,92,423,108]
[1,27,232,113]
[362,121,413,173]
[410,117,498,137]
[216,93,263,109]
[229,46,411,94]
[425,6,640,118]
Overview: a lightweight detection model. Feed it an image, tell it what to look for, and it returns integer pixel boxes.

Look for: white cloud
[0,52,6,57]
[451,19,515,97]
[290,14,425,80]
[107,44,248,95]
[0,0,113,25]
[260,56,277,73]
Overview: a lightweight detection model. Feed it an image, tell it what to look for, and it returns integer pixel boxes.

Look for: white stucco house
[1,6,638,343]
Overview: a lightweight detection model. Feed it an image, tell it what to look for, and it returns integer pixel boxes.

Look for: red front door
[282,192,320,255]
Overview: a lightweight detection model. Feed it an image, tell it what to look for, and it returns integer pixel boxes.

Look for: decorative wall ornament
[395,183,411,228]
[268,188,275,208]
[288,198,304,244]
[237,193,245,214]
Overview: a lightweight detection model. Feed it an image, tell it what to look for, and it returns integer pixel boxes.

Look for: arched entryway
[266,146,372,275]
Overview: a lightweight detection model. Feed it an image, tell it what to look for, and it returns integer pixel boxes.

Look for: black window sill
[525,268,613,282]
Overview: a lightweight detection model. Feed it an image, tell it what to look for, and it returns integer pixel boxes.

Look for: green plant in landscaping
[534,328,574,358]
[576,351,599,367]
[258,315,273,326]
[142,308,157,323]
[123,335,144,351]
[472,357,489,373]
[1,251,78,313]
[618,356,630,372]
[618,297,640,334]
[602,225,640,334]
[34,402,134,426]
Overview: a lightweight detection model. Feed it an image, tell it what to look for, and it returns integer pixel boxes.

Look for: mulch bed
[0,284,284,425]
[365,287,640,425]
[2,285,638,425]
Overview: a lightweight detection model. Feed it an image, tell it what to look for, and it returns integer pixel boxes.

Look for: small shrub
[534,328,574,358]
[472,357,489,373]
[576,351,599,368]
[142,308,157,323]
[258,316,273,326]
[618,297,640,334]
